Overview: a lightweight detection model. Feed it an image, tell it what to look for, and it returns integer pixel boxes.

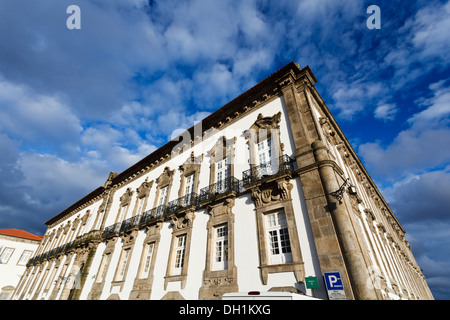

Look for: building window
[96,253,111,283]
[185,174,195,195]
[207,136,236,194]
[216,158,229,182]
[115,248,131,282]
[159,186,168,206]
[0,247,14,264]
[257,137,272,165]
[184,173,195,205]
[17,250,33,265]
[173,234,186,276]
[265,211,292,264]
[135,197,145,216]
[119,204,129,222]
[213,224,228,270]
[140,242,155,279]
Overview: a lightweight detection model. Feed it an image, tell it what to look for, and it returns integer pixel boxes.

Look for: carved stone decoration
[253,112,282,131]
[104,171,118,188]
[81,211,90,226]
[250,180,293,208]
[170,210,196,231]
[319,116,339,146]
[136,178,153,198]
[121,229,138,246]
[156,167,175,187]
[119,188,134,206]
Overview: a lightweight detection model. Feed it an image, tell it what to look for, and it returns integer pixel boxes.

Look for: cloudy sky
[0,0,448,299]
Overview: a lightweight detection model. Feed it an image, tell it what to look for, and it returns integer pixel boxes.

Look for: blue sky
[0,0,448,299]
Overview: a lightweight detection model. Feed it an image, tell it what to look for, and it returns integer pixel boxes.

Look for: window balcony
[102,222,122,238]
[198,177,240,204]
[119,214,141,233]
[165,192,198,215]
[242,155,295,186]
[139,204,166,226]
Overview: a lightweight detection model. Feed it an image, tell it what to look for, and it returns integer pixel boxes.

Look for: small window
[0,248,14,264]
[18,250,33,265]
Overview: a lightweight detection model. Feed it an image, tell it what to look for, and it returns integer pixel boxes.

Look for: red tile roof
[0,229,43,241]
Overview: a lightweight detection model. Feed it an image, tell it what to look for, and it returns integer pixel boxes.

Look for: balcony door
[184,174,195,206]
[257,138,277,177]
[215,158,229,194]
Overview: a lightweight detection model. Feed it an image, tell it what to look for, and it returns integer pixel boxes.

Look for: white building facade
[12,62,433,300]
[0,229,42,300]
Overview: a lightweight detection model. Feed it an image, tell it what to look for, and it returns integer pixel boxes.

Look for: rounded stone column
[312,140,378,300]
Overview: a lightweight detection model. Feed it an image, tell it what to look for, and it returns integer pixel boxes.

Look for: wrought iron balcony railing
[120,214,141,233]
[198,177,240,203]
[140,204,166,225]
[26,230,104,266]
[242,154,295,186]
[102,222,121,238]
[165,192,198,215]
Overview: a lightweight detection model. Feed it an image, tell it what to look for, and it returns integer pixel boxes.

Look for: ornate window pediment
[245,112,283,167]
[156,167,175,187]
[119,188,134,206]
[136,178,153,199]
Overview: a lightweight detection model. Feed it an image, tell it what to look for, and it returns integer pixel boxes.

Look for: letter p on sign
[324,272,344,291]
[329,275,338,287]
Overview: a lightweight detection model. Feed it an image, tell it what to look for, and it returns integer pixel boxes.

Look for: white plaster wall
[0,237,40,297]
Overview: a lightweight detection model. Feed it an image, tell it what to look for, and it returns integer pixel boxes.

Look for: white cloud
[330,80,386,119]
[374,103,398,121]
[383,168,450,224]
[411,1,450,62]
[359,80,450,178]
[0,77,82,147]
[409,83,450,126]
[80,123,157,172]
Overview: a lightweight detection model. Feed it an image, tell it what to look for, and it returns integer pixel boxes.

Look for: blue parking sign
[324,272,343,290]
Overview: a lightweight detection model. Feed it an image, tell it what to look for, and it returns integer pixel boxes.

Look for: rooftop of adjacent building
[0,229,43,242]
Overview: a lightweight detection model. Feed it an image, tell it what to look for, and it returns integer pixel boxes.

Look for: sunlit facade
[12,62,433,300]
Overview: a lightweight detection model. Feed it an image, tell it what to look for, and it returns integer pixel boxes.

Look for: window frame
[17,250,33,266]
[0,247,14,264]
[265,210,292,264]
